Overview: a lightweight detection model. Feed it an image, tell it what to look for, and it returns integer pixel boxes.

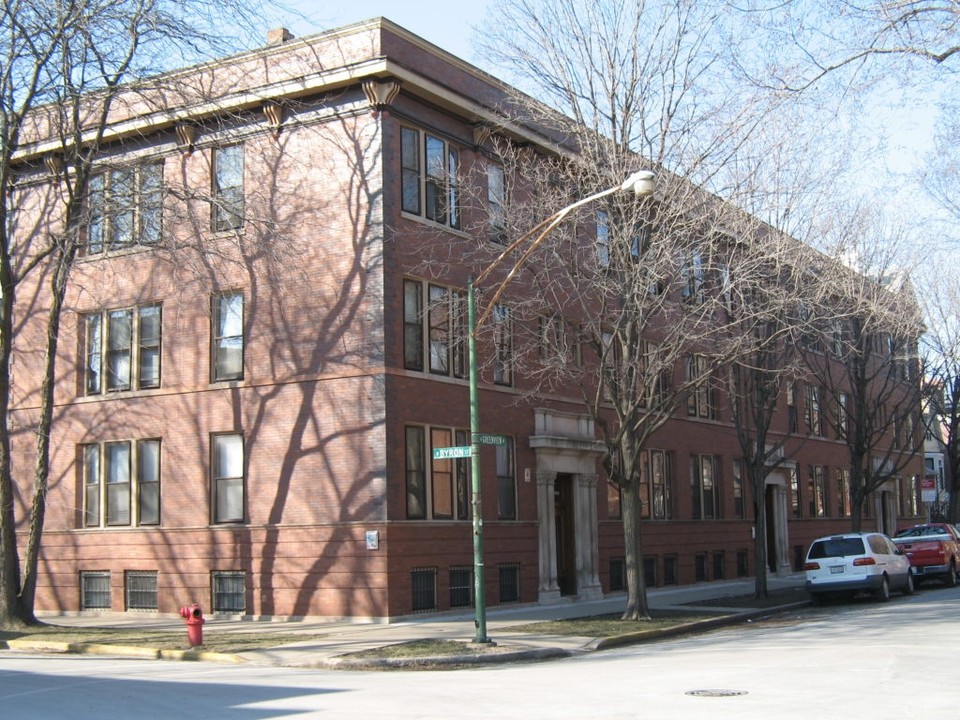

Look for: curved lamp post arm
[473,170,656,334]
[466,169,654,645]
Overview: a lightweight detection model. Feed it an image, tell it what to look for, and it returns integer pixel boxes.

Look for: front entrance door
[555,474,576,596]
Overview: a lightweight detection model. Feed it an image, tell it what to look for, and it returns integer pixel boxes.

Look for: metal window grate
[695,553,708,582]
[609,557,626,592]
[212,572,246,613]
[498,564,520,604]
[411,567,437,612]
[125,571,158,611]
[713,552,725,580]
[81,571,111,610]
[663,555,678,585]
[449,566,473,608]
[643,556,657,588]
[736,550,749,577]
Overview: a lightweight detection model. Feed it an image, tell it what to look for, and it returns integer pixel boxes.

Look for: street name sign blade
[474,433,507,446]
[432,446,473,460]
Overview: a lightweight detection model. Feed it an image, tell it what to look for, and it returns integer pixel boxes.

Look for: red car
[892,523,960,587]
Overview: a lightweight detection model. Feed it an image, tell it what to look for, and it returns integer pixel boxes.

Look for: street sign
[473,433,507,446]
[432,446,472,460]
[921,475,937,503]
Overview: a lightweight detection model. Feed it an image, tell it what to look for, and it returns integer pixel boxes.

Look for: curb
[314,646,571,670]
[2,639,245,664]
[589,602,810,651]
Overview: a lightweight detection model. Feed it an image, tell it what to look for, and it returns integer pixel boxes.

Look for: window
[498,564,520,603]
[607,481,622,519]
[663,555,678,585]
[411,567,437,612]
[804,384,822,436]
[686,354,716,419]
[83,304,161,394]
[487,163,506,243]
[213,145,244,231]
[212,433,244,523]
[400,126,460,228]
[787,382,798,433]
[81,571,111,610]
[403,279,466,377]
[639,449,672,520]
[736,550,749,577]
[212,571,246,613]
[609,557,626,592]
[643,556,657,588]
[691,454,720,520]
[790,467,801,518]
[405,425,471,520]
[695,552,708,582]
[212,292,244,382]
[808,465,827,517]
[493,304,513,385]
[496,438,516,520]
[596,210,610,267]
[126,571,158,611]
[87,162,163,253]
[732,460,745,519]
[681,249,705,302]
[837,468,851,517]
[713,551,725,580]
[82,439,161,527]
[449,566,473,608]
[837,392,849,440]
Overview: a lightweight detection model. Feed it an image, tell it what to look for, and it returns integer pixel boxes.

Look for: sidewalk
[13,573,808,669]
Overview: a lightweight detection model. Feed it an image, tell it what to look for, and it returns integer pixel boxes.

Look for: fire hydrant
[179,603,204,647]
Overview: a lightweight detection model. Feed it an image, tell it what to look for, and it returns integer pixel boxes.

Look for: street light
[467,169,656,643]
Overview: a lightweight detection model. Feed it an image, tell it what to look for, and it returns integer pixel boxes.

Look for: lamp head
[620,170,656,197]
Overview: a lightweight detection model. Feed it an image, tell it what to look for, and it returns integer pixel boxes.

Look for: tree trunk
[752,491,769,599]
[0,276,23,628]
[620,483,650,620]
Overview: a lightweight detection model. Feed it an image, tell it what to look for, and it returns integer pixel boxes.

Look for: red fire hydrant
[179,603,204,647]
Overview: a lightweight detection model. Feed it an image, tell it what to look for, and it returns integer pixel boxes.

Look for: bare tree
[475,0,802,619]
[919,273,960,521]
[0,0,285,628]
[805,222,925,532]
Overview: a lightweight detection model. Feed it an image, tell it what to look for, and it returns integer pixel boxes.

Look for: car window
[896,526,948,538]
[808,538,865,559]
[867,535,889,554]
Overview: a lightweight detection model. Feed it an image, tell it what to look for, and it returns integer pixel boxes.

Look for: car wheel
[874,575,891,602]
[904,573,915,595]
[946,562,958,588]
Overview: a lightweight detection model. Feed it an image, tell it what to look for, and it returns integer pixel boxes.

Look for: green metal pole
[468,277,489,644]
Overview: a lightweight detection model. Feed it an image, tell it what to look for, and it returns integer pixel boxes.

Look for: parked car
[891,523,960,587]
[804,532,913,604]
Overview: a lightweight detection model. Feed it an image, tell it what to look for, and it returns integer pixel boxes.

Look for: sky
[277,1,946,252]
[283,1,491,65]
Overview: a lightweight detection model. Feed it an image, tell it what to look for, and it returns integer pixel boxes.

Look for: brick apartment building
[9,18,923,620]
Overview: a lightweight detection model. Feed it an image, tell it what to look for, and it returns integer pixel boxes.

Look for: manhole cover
[685,689,748,697]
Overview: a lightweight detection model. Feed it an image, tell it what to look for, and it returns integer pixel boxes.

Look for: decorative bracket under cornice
[44,154,63,177]
[175,123,196,154]
[472,123,493,150]
[362,78,401,115]
[262,101,285,138]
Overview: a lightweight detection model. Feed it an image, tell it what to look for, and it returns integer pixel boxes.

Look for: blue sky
[283,1,490,65]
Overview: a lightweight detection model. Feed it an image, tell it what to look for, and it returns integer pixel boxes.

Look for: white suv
[804,532,914,604]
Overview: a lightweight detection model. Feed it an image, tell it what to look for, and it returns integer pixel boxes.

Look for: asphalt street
[2,585,958,719]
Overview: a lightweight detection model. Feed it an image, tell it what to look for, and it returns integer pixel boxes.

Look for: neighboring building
[9,18,923,620]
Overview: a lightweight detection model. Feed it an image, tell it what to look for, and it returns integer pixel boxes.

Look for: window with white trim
[212,144,244,231]
[493,304,513,386]
[83,304,161,395]
[496,438,516,520]
[639,449,672,520]
[212,292,244,382]
[487,163,506,244]
[82,438,160,527]
[212,433,244,523]
[400,126,460,228]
